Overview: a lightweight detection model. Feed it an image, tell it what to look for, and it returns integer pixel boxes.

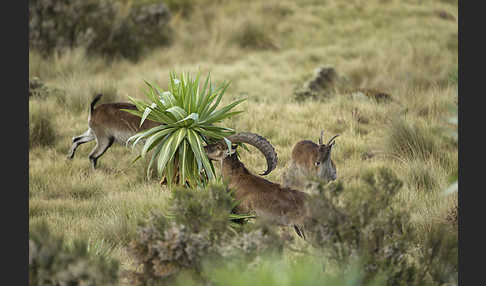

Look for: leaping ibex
[67,94,162,169]
[282,131,339,192]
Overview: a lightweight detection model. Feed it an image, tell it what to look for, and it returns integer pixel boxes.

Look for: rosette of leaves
[125,72,245,188]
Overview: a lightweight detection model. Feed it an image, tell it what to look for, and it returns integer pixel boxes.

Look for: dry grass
[29,0,457,281]
[29,101,57,148]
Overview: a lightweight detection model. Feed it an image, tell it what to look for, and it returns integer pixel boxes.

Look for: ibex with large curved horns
[282,130,340,192]
[204,132,311,238]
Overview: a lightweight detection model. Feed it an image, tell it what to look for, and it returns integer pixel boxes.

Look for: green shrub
[29,103,56,148]
[29,0,172,61]
[98,1,173,61]
[302,166,457,285]
[127,183,282,285]
[416,224,458,285]
[126,72,245,188]
[165,167,456,286]
[29,221,119,285]
[127,168,457,285]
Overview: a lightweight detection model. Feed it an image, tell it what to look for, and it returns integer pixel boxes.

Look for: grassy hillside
[29,0,458,284]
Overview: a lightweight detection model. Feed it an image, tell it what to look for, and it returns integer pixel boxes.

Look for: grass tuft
[29,102,56,148]
[385,119,437,162]
[405,160,440,192]
[230,21,277,50]
[55,76,120,114]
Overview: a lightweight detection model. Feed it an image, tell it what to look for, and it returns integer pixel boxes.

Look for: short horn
[226,132,278,176]
[319,130,324,145]
[327,134,340,146]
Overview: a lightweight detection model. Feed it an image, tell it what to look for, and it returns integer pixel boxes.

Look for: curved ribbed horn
[319,130,324,145]
[226,132,278,176]
[327,134,340,146]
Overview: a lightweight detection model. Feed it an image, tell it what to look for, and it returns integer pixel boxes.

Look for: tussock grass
[385,119,438,162]
[230,21,277,50]
[29,48,107,81]
[54,75,121,114]
[29,164,104,201]
[29,101,57,148]
[405,160,441,193]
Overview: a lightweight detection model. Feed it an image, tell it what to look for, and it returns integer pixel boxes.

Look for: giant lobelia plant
[124,72,245,188]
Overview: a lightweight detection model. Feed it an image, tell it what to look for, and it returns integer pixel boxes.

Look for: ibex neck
[221,154,249,180]
[325,158,333,168]
[320,158,336,180]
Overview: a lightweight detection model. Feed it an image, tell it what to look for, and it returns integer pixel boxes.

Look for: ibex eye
[314,162,321,166]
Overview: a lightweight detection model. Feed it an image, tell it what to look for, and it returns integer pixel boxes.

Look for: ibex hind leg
[89,136,115,169]
[67,129,96,159]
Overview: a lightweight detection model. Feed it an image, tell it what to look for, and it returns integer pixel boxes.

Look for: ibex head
[204,141,236,160]
[204,132,278,176]
[314,131,339,181]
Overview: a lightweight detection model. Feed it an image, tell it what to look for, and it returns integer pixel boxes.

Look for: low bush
[127,183,283,285]
[303,166,457,285]
[126,166,457,285]
[29,221,119,286]
[29,0,172,61]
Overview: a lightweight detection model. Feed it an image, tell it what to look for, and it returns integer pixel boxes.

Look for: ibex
[282,131,339,192]
[67,94,161,169]
[204,132,312,238]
